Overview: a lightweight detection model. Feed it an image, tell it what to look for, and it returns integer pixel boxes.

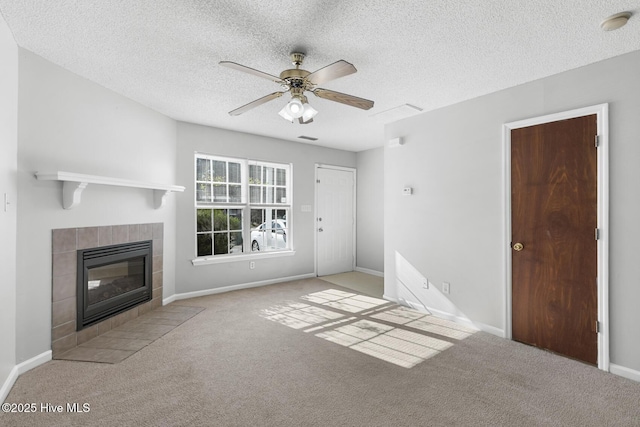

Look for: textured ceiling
[1,1,639,152]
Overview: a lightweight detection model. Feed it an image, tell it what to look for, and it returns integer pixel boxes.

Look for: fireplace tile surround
[51,223,164,358]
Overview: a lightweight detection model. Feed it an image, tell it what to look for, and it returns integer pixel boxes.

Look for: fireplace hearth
[77,241,152,330]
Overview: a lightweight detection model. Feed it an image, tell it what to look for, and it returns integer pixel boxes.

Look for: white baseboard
[1,350,51,403]
[610,363,640,383]
[170,273,316,302]
[355,267,384,277]
[163,294,177,305]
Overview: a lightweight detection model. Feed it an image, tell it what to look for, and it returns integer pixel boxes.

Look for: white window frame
[192,153,294,266]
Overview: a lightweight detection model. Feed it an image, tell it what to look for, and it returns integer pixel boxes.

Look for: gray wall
[15,50,178,362]
[175,122,356,293]
[384,50,640,372]
[0,13,18,390]
[355,147,384,273]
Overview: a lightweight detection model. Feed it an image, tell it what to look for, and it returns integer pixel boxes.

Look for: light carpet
[2,278,639,427]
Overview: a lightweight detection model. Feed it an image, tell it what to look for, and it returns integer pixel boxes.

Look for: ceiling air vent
[298,135,318,141]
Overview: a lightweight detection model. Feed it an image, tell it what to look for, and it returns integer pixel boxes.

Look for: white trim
[1,351,52,403]
[503,103,609,371]
[610,364,640,383]
[314,164,357,276]
[191,250,296,266]
[163,294,177,305]
[170,273,316,302]
[0,367,18,404]
[354,266,384,277]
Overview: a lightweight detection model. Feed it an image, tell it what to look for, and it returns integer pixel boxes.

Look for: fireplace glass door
[88,257,145,305]
[78,241,152,329]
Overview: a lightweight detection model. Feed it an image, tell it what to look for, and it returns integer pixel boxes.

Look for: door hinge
[595,228,600,240]
[595,320,600,333]
[594,135,600,148]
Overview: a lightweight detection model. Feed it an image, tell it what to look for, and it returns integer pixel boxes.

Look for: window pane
[276,188,286,204]
[249,186,260,204]
[276,168,286,186]
[196,183,212,203]
[229,185,242,203]
[213,233,228,255]
[196,158,211,182]
[228,162,241,183]
[250,209,264,228]
[197,209,212,232]
[263,187,274,204]
[230,232,243,253]
[213,160,226,182]
[213,209,228,231]
[213,184,227,202]
[249,165,261,184]
[229,209,243,231]
[249,208,289,252]
[263,167,274,185]
[197,234,212,257]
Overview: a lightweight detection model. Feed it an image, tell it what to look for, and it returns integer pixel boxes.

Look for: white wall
[384,50,640,372]
[16,50,178,362]
[175,122,356,293]
[0,12,18,394]
[355,147,384,273]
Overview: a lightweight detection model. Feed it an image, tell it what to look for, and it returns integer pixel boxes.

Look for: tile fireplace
[51,223,163,358]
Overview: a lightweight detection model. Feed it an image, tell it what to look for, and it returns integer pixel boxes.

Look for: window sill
[191,250,296,266]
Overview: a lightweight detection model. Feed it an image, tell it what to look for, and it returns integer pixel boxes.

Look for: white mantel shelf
[35,171,185,209]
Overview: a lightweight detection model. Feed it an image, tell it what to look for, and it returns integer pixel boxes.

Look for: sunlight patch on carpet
[300,289,389,313]
[259,289,475,369]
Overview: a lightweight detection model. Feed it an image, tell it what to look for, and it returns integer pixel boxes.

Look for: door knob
[318,227,324,232]
[513,242,524,251]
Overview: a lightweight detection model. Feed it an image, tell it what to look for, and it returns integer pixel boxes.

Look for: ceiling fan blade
[229,92,285,116]
[219,61,282,83]
[312,88,374,110]
[306,60,357,85]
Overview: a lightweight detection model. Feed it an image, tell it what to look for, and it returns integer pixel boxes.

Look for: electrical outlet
[443,282,450,294]
[250,261,255,270]
[422,277,428,289]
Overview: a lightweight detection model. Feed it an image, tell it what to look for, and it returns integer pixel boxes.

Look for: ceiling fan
[220,52,374,124]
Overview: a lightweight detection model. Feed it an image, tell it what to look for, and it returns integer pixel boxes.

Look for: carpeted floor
[2,278,639,426]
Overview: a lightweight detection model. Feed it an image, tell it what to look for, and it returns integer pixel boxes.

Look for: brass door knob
[513,242,524,251]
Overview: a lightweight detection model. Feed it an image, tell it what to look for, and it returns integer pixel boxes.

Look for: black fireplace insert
[77,240,152,330]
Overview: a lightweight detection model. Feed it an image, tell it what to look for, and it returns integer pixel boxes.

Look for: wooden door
[511,115,598,365]
[317,167,355,276]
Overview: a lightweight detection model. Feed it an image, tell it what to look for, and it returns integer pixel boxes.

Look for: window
[195,154,291,258]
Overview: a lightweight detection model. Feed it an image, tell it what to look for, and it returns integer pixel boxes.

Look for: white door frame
[502,103,609,371]
[314,164,357,276]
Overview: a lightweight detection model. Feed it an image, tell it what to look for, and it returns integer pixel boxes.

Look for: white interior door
[316,166,355,276]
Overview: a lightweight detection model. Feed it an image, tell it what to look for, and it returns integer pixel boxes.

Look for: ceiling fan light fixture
[301,102,318,123]
[285,97,304,118]
[278,105,295,122]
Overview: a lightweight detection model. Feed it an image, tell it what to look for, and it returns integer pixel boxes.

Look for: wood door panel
[511,115,598,365]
